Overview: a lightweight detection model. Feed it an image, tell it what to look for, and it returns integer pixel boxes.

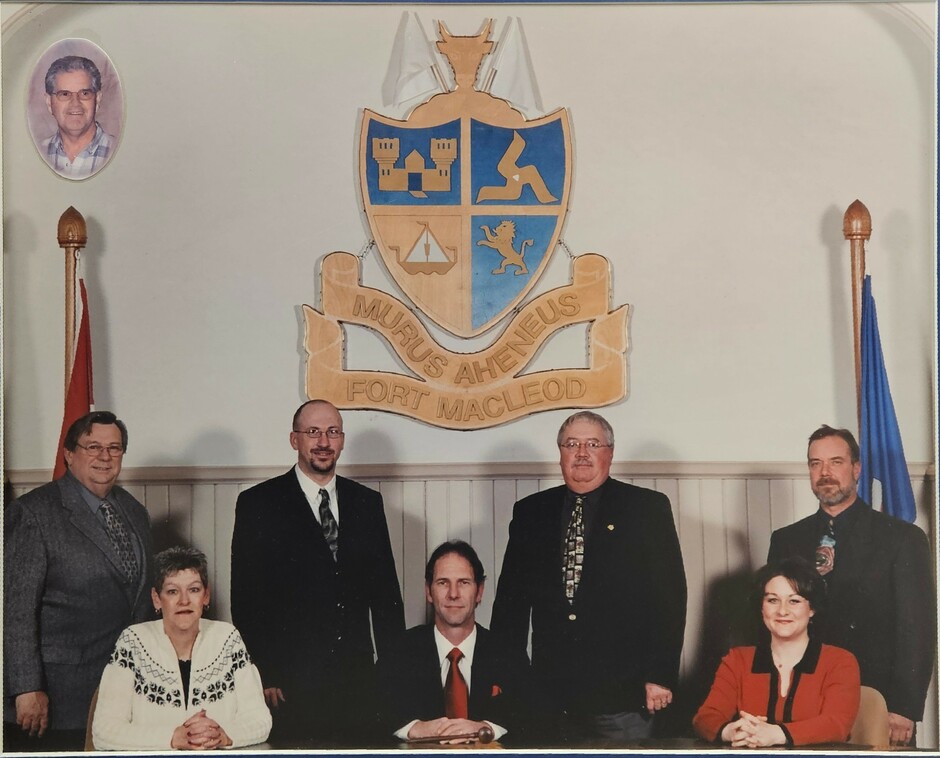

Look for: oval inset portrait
[27,38,124,181]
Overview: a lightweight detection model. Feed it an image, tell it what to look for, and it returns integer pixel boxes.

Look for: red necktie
[444,647,468,718]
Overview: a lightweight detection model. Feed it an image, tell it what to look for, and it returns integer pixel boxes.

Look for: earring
[155,608,162,615]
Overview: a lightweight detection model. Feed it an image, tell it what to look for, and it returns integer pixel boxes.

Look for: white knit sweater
[92,619,272,750]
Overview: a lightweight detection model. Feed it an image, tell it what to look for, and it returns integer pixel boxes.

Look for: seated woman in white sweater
[93,546,271,750]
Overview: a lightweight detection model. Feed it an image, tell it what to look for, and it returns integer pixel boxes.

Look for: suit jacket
[3,476,153,730]
[767,499,935,721]
[692,640,860,746]
[230,470,404,714]
[490,477,687,717]
[376,623,534,744]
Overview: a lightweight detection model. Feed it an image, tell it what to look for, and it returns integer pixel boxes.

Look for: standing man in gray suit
[4,411,153,751]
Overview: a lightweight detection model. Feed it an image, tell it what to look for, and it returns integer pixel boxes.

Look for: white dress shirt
[394,626,506,741]
[294,465,339,525]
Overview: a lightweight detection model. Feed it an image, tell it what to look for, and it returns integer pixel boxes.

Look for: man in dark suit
[377,540,532,745]
[768,425,935,746]
[491,411,687,743]
[4,411,153,751]
[230,399,404,746]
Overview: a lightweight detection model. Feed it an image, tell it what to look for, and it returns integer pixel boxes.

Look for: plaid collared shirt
[41,122,115,179]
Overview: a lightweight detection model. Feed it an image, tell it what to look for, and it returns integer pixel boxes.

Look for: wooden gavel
[406,725,495,745]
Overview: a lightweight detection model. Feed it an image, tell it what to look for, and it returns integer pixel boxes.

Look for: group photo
[2,0,936,752]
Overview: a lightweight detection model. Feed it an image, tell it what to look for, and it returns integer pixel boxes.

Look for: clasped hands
[171,709,233,750]
[720,710,785,748]
[407,717,488,744]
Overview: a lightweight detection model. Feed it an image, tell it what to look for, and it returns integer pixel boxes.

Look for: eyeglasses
[75,442,125,457]
[559,440,612,452]
[293,427,345,439]
[52,89,96,102]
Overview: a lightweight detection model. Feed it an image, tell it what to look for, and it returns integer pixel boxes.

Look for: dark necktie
[444,647,468,719]
[563,495,585,602]
[100,501,138,582]
[815,517,836,576]
[319,488,339,560]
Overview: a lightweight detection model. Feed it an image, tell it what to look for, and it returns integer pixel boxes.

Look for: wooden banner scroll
[304,252,629,430]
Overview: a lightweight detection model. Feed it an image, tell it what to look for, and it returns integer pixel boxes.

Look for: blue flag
[858,275,916,522]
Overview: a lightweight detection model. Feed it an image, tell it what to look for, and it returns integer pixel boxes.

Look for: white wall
[2,2,936,471]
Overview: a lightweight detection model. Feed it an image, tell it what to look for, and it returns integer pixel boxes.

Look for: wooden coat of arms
[304,20,628,429]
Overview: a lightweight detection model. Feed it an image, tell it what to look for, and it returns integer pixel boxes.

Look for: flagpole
[842,199,871,427]
[56,207,87,399]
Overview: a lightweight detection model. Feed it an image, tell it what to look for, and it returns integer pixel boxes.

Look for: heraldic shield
[360,105,572,338]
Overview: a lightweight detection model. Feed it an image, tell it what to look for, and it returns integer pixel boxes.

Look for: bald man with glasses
[231,399,404,746]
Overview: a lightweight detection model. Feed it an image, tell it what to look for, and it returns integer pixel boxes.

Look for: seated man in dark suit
[377,540,532,745]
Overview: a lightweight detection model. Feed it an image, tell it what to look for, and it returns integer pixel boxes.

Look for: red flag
[53,272,94,479]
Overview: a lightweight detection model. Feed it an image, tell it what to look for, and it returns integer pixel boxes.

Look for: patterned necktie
[100,501,138,582]
[319,488,339,560]
[564,495,585,602]
[444,647,469,719]
[815,517,836,576]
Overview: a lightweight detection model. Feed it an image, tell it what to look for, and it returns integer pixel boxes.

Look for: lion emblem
[478,220,533,275]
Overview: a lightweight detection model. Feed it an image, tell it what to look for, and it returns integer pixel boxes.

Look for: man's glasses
[75,443,125,457]
[293,428,345,439]
[559,439,612,452]
[52,89,96,102]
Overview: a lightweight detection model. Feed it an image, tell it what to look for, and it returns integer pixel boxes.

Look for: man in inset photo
[40,55,116,180]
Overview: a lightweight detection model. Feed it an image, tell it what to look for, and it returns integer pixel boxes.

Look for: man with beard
[768,425,934,746]
[41,56,116,179]
[230,400,404,746]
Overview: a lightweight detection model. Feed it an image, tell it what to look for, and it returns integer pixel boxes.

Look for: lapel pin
[607,524,615,531]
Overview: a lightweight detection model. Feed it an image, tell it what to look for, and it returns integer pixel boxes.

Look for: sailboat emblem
[397,222,457,275]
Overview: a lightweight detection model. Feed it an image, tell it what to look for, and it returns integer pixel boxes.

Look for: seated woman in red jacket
[693,557,860,747]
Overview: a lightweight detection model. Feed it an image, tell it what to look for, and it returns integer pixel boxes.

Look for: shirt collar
[294,465,338,519]
[50,123,105,156]
[752,636,823,674]
[815,497,865,528]
[567,478,608,506]
[65,470,113,514]
[433,623,477,669]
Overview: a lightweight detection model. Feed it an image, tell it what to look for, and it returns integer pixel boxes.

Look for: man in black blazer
[230,399,404,746]
[377,540,533,745]
[768,425,935,746]
[490,411,687,743]
[4,411,153,751]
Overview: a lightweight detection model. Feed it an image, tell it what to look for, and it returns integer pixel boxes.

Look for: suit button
[568,613,576,621]
[336,602,343,609]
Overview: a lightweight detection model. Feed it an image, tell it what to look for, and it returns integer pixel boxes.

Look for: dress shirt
[394,626,506,741]
[67,471,143,573]
[814,499,864,573]
[294,465,339,526]
[559,486,603,550]
[41,123,115,179]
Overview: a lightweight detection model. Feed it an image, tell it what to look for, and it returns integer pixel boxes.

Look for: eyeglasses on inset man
[293,428,345,439]
[52,89,97,102]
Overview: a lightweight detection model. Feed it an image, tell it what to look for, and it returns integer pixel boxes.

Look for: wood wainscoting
[6,461,936,745]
